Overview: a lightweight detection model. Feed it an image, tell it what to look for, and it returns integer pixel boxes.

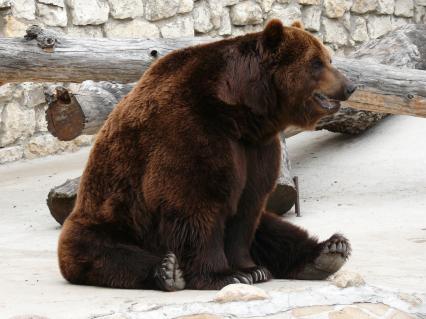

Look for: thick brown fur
[58,20,355,290]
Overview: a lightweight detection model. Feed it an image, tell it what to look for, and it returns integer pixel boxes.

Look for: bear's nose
[345,82,357,98]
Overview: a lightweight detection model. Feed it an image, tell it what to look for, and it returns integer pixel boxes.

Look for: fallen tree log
[38,24,426,141]
[42,24,426,223]
[47,136,296,225]
[45,58,426,140]
[47,177,80,225]
[45,82,133,140]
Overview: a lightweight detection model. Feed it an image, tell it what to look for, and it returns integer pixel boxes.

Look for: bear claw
[155,252,186,291]
[246,266,272,283]
[230,272,253,285]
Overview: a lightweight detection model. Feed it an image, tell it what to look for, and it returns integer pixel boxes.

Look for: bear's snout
[343,81,357,100]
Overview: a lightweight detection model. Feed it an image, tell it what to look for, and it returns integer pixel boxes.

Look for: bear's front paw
[244,266,272,283]
[154,252,186,291]
[296,233,351,280]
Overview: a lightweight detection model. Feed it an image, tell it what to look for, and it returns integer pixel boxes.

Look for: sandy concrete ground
[0,115,425,318]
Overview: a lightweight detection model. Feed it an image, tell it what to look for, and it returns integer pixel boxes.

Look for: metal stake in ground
[293,176,301,217]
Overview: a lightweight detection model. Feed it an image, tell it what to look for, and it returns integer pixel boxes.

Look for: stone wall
[1,0,425,164]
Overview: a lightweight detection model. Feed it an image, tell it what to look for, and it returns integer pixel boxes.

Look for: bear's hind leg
[58,221,185,291]
[250,212,351,280]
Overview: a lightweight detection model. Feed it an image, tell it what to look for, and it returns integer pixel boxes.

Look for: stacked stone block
[0,0,425,163]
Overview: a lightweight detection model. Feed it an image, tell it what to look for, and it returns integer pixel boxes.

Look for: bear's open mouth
[313,92,340,112]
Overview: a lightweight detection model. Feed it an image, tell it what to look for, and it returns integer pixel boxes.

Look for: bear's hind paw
[295,233,351,280]
[154,252,186,291]
[322,233,351,259]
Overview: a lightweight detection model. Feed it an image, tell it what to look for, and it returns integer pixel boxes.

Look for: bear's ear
[291,21,304,30]
[263,19,284,49]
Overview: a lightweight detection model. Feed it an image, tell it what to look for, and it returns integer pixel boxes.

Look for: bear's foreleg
[163,211,254,290]
[225,194,273,284]
[250,212,351,280]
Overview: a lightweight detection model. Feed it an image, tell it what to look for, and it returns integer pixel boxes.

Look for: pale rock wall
[0,0,425,163]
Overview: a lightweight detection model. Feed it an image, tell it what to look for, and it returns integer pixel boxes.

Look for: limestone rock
[0,102,36,147]
[232,23,263,36]
[67,0,109,25]
[176,315,224,319]
[178,0,194,13]
[207,0,223,29]
[23,134,72,159]
[218,8,232,36]
[34,105,48,132]
[324,0,352,18]
[367,14,392,38]
[298,0,320,4]
[322,18,347,45]
[398,292,423,306]
[66,25,103,37]
[351,16,368,42]
[108,0,144,19]
[223,0,239,6]
[391,16,411,30]
[38,0,64,6]
[160,14,194,38]
[415,0,426,5]
[145,0,180,21]
[277,0,290,3]
[73,134,95,146]
[351,0,377,13]
[11,0,36,20]
[269,3,302,25]
[329,306,374,319]
[0,0,11,8]
[292,305,334,317]
[1,83,25,101]
[358,303,391,317]
[0,145,24,164]
[213,284,269,303]
[394,0,414,17]
[193,1,213,33]
[2,16,28,37]
[256,0,275,12]
[376,0,394,14]
[20,83,45,108]
[302,5,321,31]
[36,3,67,27]
[329,270,365,288]
[22,134,93,159]
[230,1,263,26]
[414,5,426,23]
[104,18,160,38]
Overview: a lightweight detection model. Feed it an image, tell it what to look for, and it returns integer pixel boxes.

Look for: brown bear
[58,19,356,291]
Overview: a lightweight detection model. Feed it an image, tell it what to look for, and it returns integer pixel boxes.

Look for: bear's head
[217,19,356,137]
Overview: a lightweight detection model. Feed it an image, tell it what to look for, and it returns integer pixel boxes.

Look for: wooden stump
[47,177,80,225]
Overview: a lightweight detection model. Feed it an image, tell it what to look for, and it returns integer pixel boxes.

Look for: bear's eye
[311,59,324,70]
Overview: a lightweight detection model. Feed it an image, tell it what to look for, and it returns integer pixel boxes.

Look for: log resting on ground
[47,137,296,225]
[41,24,426,223]
[45,58,426,140]
[38,24,426,141]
